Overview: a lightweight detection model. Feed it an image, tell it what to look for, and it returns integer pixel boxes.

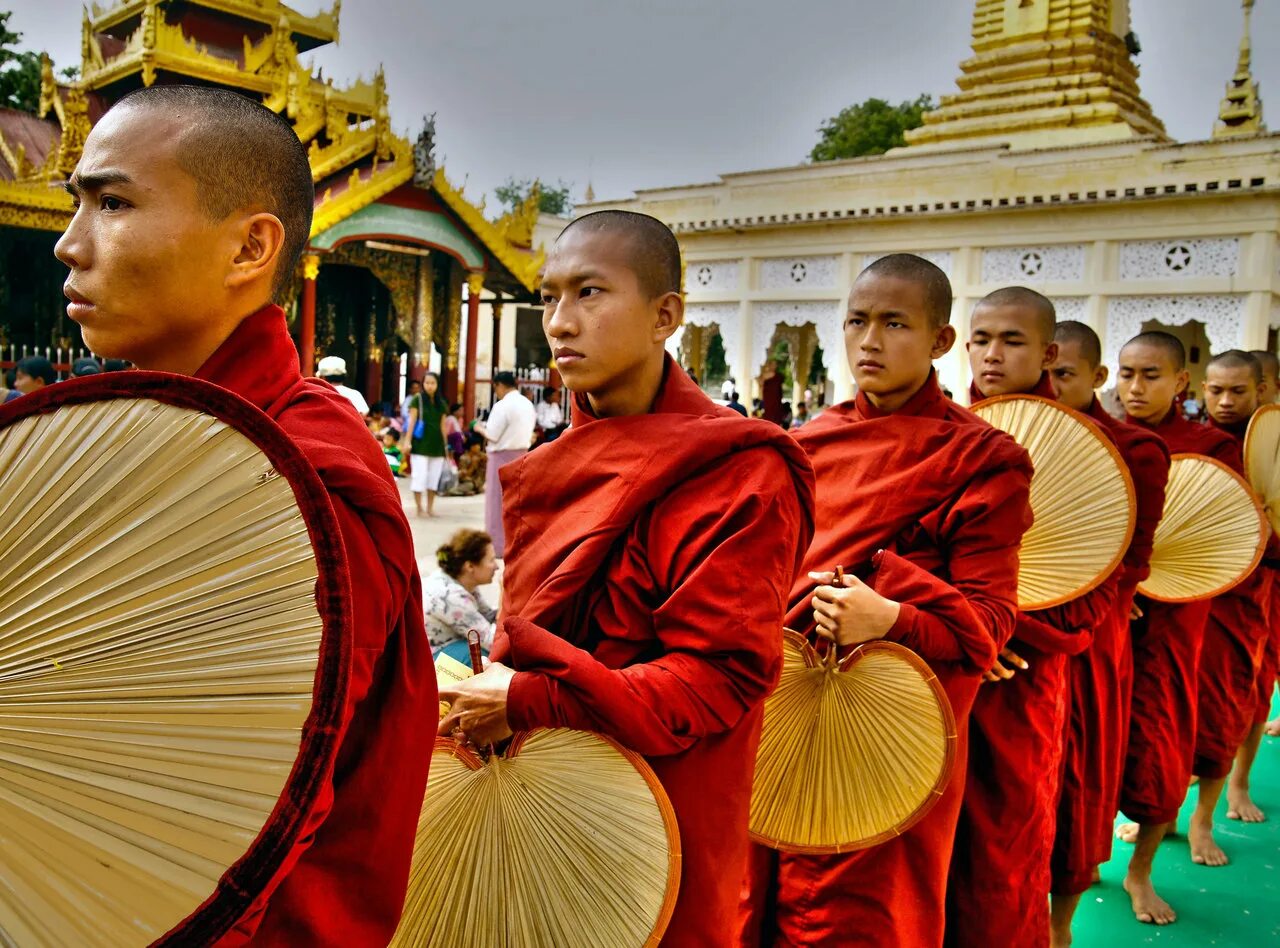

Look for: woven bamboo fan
[1139,453,1267,603]
[971,395,1136,609]
[391,729,680,947]
[1245,403,1280,535]
[749,631,956,854]
[0,375,348,947]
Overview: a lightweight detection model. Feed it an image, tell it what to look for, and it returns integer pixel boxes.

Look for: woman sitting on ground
[424,529,498,662]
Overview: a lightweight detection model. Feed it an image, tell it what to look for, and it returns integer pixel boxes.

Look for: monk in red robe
[737,254,1034,948]
[1230,349,1280,812]
[1191,350,1272,863]
[436,211,815,947]
[948,288,1119,948]
[53,86,435,943]
[1047,322,1169,947]
[1115,330,1242,925]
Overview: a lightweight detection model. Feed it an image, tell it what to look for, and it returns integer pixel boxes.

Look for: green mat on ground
[1073,691,1280,945]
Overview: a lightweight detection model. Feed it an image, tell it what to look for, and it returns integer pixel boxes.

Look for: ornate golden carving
[467,272,486,297]
[1215,0,1265,138]
[302,253,322,281]
[447,265,462,370]
[433,167,545,293]
[496,180,539,248]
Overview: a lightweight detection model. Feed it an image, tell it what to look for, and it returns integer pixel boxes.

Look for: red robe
[1257,577,1280,726]
[947,376,1119,945]
[1193,417,1271,779]
[195,306,435,944]
[490,358,815,948]
[738,373,1034,948]
[1120,409,1239,824]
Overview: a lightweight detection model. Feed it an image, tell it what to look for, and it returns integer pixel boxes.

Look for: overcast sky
[9,0,1277,206]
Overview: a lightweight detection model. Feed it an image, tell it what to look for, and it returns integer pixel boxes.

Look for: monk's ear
[227,212,285,293]
[1093,364,1109,390]
[931,323,957,359]
[1041,340,1059,369]
[1175,369,1191,396]
[652,291,684,344]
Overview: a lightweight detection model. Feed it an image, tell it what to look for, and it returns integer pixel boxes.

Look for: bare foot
[1188,820,1229,866]
[1267,717,1280,737]
[1091,866,1101,885]
[1116,822,1139,843]
[1123,874,1177,925]
[1049,927,1072,948]
[1226,786,1266,823]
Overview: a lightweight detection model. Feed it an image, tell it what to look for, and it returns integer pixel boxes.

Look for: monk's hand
[1130,601,1144,620]
[438,662,516,745]
[982,647,1029,683]
[809,570,901,647]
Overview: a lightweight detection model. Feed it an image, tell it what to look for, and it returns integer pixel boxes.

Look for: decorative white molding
[686,259,741,293]
[1049,297,1088,322]
[685,302,741,372]
[1104,295,1245,368]
[981,244,1086,283]
[864,250,953,277]
[1118,238,1240,280]
[759,255,840,290]
[752,300,843,372]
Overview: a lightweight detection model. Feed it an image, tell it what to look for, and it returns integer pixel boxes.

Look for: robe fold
[1049,399,1169,891]
[192,306,434,945]
[737,373,1033,948]
[1120,408,1240,824]
[1257,576,1280,725]
[1193,417,1271,779]
[947,374,1118,946]
[490,357,815,948]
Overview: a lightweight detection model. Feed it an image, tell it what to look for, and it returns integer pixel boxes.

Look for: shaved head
[859,254,952,328]
[975,286,1056,345]
[1206,349,1262,384]
[114,85,314,298]
[1054,320,1102,368]
[1249,349,1279,381]
[1122,330,1186,370]
[558,210,681,298]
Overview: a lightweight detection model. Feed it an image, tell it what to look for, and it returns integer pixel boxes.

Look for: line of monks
[436,215,1277,948]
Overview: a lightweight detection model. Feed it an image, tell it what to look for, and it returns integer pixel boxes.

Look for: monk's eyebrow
[64,169,133,197]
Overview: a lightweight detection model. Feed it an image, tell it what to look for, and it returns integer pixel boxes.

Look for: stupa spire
[1214,0,1265,138]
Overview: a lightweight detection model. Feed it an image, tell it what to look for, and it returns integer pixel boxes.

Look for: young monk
[1115,330,1242,925]
[54,86,434,942]
[737,254,1034,948]
[436,211,815,947]
[1048,321,1170,947]
[1193,350,1272,855]
[950,289,1119,948]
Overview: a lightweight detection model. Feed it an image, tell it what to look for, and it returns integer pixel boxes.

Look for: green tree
[809,94,934,162]
[0,11,43,113]
[495,177,573,217]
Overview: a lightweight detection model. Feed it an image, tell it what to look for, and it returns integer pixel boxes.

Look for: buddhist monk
[949,288,1119,948]
[1234,350,1280,792]
[1193,350,1272,855]
[1115,330,1241,925]
[737,254,1034,948]
[1047,321,1170,947]
[436,210,815,947]
[53,86,434,943]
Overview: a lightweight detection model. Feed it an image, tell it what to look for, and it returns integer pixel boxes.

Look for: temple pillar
[463,272,484,424]
[490,300,504,406]
[300,254,320,376]
[411,254,433,378]
[442,263,462,402]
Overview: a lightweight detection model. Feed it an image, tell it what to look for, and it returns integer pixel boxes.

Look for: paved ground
[396,479,502,607]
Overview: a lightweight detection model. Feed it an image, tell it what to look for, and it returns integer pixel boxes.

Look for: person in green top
[400,371,450,516]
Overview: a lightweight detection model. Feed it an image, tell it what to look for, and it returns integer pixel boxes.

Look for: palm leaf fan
[0,374,349,947]
[1139,453,1266,602]
[749,631,956,854]
[971,395,1136,609]
[391,729,681,947]
[1244,403,1280,535]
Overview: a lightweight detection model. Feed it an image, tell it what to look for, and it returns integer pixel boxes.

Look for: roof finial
[1214,0,1265,138]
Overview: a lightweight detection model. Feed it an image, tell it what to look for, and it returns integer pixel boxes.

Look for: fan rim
[748,630,958,854]
[1138,452,1268,603]
[1244,403,1280,535]
[971,394,1137,610]
[427,728,682,947]
[0,371,352,945]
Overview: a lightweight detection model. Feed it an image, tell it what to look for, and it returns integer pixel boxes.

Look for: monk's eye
[540,293,557,305]
[100,195,127,211]
[580,287,601,299]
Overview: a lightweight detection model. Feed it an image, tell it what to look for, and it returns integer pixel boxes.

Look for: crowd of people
[0,353,134,403]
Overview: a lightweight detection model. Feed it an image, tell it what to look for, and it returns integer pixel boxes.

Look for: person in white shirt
[535,387,566,442]
[316,355,370,416]
[474,371,536,556]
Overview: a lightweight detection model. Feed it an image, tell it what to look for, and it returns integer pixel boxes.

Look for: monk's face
[540,227,680,398]
[844,273,955,407]
[1048,340,1107,413]
[1203,364,1261,426]
[1117,342,1188,423]
[1260,369,1279,406]
[54,106,267,373]
[967,304,1057,397]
